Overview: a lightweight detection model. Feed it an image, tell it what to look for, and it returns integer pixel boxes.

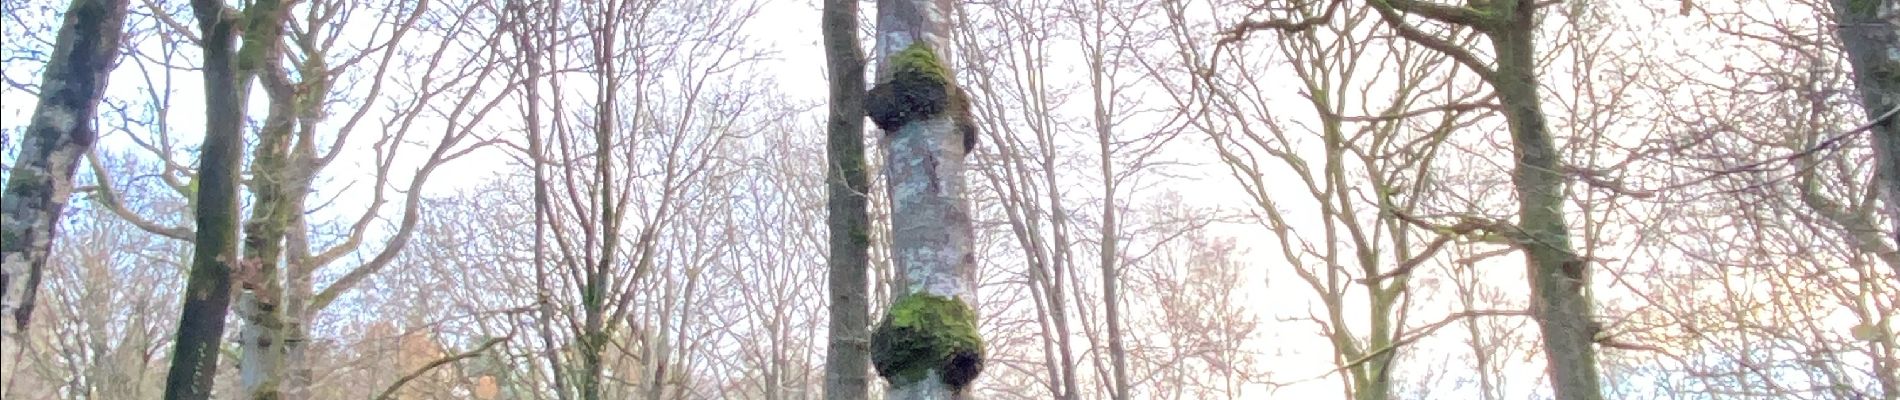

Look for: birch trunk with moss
[0,0,130,335]
[864,0,985,398]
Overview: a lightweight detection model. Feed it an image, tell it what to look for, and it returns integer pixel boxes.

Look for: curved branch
[84,151,193,241]
[1365,0,1498,82]
[371,335,510,400]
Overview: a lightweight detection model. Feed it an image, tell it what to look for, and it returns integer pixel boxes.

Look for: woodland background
[0,0,1894,399]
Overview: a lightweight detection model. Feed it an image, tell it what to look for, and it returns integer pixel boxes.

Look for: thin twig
[1579,105,1900,197]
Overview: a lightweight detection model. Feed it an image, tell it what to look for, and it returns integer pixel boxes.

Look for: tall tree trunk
[1354,1,1603,398]
[1486,5,1603,400]
[165,1,290,398]
[1829,0,1900,258]
[865,0,985,398]
[821,0,874,397]
[237,46,299,400]
[0,0,130,334]
[1088,37,1131,400]
[282,212,317,400]
[578,4,623,397]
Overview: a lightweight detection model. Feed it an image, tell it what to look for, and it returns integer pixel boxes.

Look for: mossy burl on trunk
[865,43,979,153]
[870,292,985,391]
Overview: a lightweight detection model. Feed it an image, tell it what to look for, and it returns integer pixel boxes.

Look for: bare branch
[370,335,511,400]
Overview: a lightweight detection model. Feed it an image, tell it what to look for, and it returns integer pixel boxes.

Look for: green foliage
[870,292,985,388]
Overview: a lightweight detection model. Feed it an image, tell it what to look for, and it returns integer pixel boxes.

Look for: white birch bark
[871,0,983,398]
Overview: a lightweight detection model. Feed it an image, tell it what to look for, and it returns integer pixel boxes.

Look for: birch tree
[864,0,986,398]
[0,156,186,399]
[0,0,130,336]
[506,0,760,397]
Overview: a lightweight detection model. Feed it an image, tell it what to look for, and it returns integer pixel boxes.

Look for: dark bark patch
[870,292,985,390]
[864,42,978,156]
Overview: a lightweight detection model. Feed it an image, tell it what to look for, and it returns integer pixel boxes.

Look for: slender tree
[1360,1,1605,398]
[0,0,131,333]
[1229,0,1605,398]
[1187,3,1493,397]
[864,0,986,398]
[822,0,874,397]
[164,0,291,398]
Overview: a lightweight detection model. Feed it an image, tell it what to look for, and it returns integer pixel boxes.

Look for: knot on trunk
[865,43,979,153]
[870,292,985,391]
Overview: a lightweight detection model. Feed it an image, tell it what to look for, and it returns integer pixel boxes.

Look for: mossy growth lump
[870,292,985,390]
[866,42,976,153]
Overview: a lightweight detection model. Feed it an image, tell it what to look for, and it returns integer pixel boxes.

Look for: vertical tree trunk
[865,0,985,398]
[1487,6,1604,400]
[237,47,300,400]
[579,4,623,397]
[1354,1,1603,398]
[1829,0,1900,254]
[165,1,290,399]
[821,0,874,397]
[0,0,130,333]
[1088,43,1131,400]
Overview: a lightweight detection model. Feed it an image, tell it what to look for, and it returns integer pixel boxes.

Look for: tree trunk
[1829,0,1900,259]
[505,1,573,398]
[1487,6,1604,400]
[164,1,291,399]
[1088,42,1131,400]
[237,45,300,400]
[0,0,130,334]
[579,6,624,397]
[865,0,984,398]
[821,0,874,397]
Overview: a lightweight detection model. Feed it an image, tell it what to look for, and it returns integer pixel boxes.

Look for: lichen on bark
[870,292,985,390]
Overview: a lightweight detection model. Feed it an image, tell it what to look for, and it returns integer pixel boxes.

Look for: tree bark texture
[822,0,875,398]
[165,1,291,399]
[238,30,319,400]
[0,0,131,333]
[867,0,985,398]
[1362,1,1604,398]
[1829,0,1900,260]
[1486,5,1604,400]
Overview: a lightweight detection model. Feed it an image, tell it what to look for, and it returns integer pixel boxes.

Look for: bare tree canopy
[0,1,1893,400]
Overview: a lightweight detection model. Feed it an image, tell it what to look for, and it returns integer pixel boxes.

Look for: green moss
[870,292,985,389]
[1847,0,1881,15]
[866,43,973,135]
[891,43,950,86]
[1,225,19,249]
